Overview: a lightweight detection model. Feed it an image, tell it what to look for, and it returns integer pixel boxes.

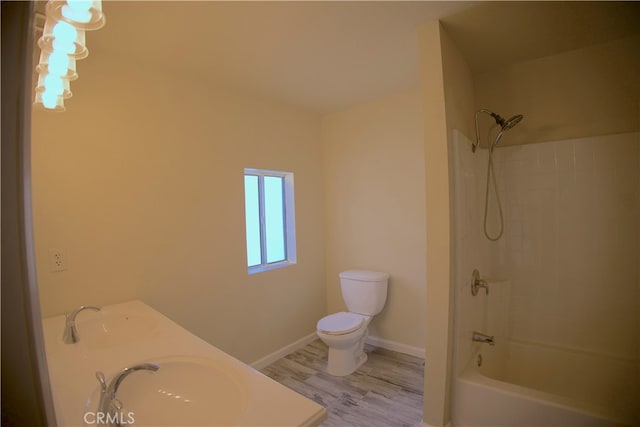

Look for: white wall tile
[452,131,639,372]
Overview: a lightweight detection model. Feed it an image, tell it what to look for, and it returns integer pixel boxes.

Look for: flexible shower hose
[483,137,504,241]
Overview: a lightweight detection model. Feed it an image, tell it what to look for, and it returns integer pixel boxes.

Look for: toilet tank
[340,270,389,316]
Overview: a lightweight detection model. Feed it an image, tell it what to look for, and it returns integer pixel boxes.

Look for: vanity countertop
[42,300,326,426]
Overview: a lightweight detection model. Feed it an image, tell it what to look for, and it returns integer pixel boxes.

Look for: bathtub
[452,340,638,427]
[449,130,639,426]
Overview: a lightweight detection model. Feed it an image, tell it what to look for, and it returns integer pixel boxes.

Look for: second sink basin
[86,355,249,426]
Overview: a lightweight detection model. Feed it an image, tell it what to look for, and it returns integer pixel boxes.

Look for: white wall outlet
[49,248,67,272]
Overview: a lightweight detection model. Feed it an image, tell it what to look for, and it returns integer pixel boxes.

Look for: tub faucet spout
[472,331,495,346]
[63,305,101,344]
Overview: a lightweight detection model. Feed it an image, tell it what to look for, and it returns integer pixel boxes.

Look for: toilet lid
[317,312,364,335]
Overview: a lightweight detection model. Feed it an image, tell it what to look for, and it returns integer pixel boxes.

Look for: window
[244,168,296,274]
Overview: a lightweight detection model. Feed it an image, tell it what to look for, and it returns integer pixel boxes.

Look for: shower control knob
[471,269,489,296]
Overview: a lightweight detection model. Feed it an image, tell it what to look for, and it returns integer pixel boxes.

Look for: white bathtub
[452,341,638,427]
[450,130,639,427]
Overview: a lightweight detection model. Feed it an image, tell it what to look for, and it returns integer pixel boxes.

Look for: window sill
[248,260,296,275]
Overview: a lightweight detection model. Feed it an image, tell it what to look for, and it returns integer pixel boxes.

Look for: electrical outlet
[49,248,67,272]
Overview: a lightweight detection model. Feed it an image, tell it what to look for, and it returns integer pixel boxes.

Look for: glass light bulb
[52,21,78,45]
[48,0,105,30]
[52,38,76,54]
[44,75,64,96]
[67,0,93,12]
[38,16,88,59]
[41,90,60,109]
[48,52,70,76]
[36,51,78,80]
[61,5,92,24]
[36,72,72,99]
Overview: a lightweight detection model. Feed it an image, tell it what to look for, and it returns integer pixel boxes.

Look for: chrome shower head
[502,114,523,131]
[473,109,524,152]
[489,112,523,131]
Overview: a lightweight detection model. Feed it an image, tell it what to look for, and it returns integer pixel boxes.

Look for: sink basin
[85,355,249,426]
[76,311,158,349]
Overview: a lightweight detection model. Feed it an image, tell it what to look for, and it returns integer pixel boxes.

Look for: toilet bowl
[316,312,371,376]
[316,270,389,376]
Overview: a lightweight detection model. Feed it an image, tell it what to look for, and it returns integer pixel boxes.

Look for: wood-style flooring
[260,339,424,427]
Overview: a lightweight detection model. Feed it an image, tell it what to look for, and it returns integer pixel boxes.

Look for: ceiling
[83,1,474,113]
[47,1,640,114]
[441,1,640,74]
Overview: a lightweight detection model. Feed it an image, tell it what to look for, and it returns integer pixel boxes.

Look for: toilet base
[317,316,372,377]
[327,348,367,376]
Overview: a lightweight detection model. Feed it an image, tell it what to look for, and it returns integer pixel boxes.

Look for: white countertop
[42,300,326,426]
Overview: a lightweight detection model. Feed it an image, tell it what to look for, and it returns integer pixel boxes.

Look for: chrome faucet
[472,331,495,346]
[96,363,159,426]
[62,305,101,344]
[471,269,489,296]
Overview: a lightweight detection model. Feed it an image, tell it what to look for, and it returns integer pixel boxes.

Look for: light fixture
[33,0,106,111]
[34,91,66,112]
[35,73,73,99]
[38,17,88,58]
[46,0,106,30]
[35,50,78,80]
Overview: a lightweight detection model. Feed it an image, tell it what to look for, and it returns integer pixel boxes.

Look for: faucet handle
[471,269,489,296]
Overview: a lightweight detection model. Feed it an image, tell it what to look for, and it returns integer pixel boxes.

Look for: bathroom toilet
[316,270,389,376]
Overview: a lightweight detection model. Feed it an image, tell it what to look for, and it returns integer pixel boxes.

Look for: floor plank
[261,339,424,427]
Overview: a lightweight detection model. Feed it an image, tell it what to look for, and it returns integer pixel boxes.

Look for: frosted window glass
[243,168,296,274]
[264,176,285,263]
[244,175,261,267]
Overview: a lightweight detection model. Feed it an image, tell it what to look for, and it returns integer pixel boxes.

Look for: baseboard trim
[366,335,425,359]
[250,332,425,370]
[250,332,318,370]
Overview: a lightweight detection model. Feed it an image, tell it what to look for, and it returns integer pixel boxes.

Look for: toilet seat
[317,312,364,335]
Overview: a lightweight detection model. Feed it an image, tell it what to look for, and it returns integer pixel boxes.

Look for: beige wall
[417,21,451,427]
[441,28,476,141]
[474,35,640,147]
[440,24,478,425]
[418,20,478,426]
[321,89,426,348]
[31,52,326,363]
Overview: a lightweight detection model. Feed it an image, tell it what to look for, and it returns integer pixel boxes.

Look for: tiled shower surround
[490,132,638,358]
[452,130,639,421]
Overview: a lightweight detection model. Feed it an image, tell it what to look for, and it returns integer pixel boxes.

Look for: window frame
[243,168,297,274]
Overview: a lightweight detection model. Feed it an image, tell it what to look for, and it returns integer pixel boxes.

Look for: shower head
[489,112,523,131]
[473,109,524,152]
[502,114,523,131]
